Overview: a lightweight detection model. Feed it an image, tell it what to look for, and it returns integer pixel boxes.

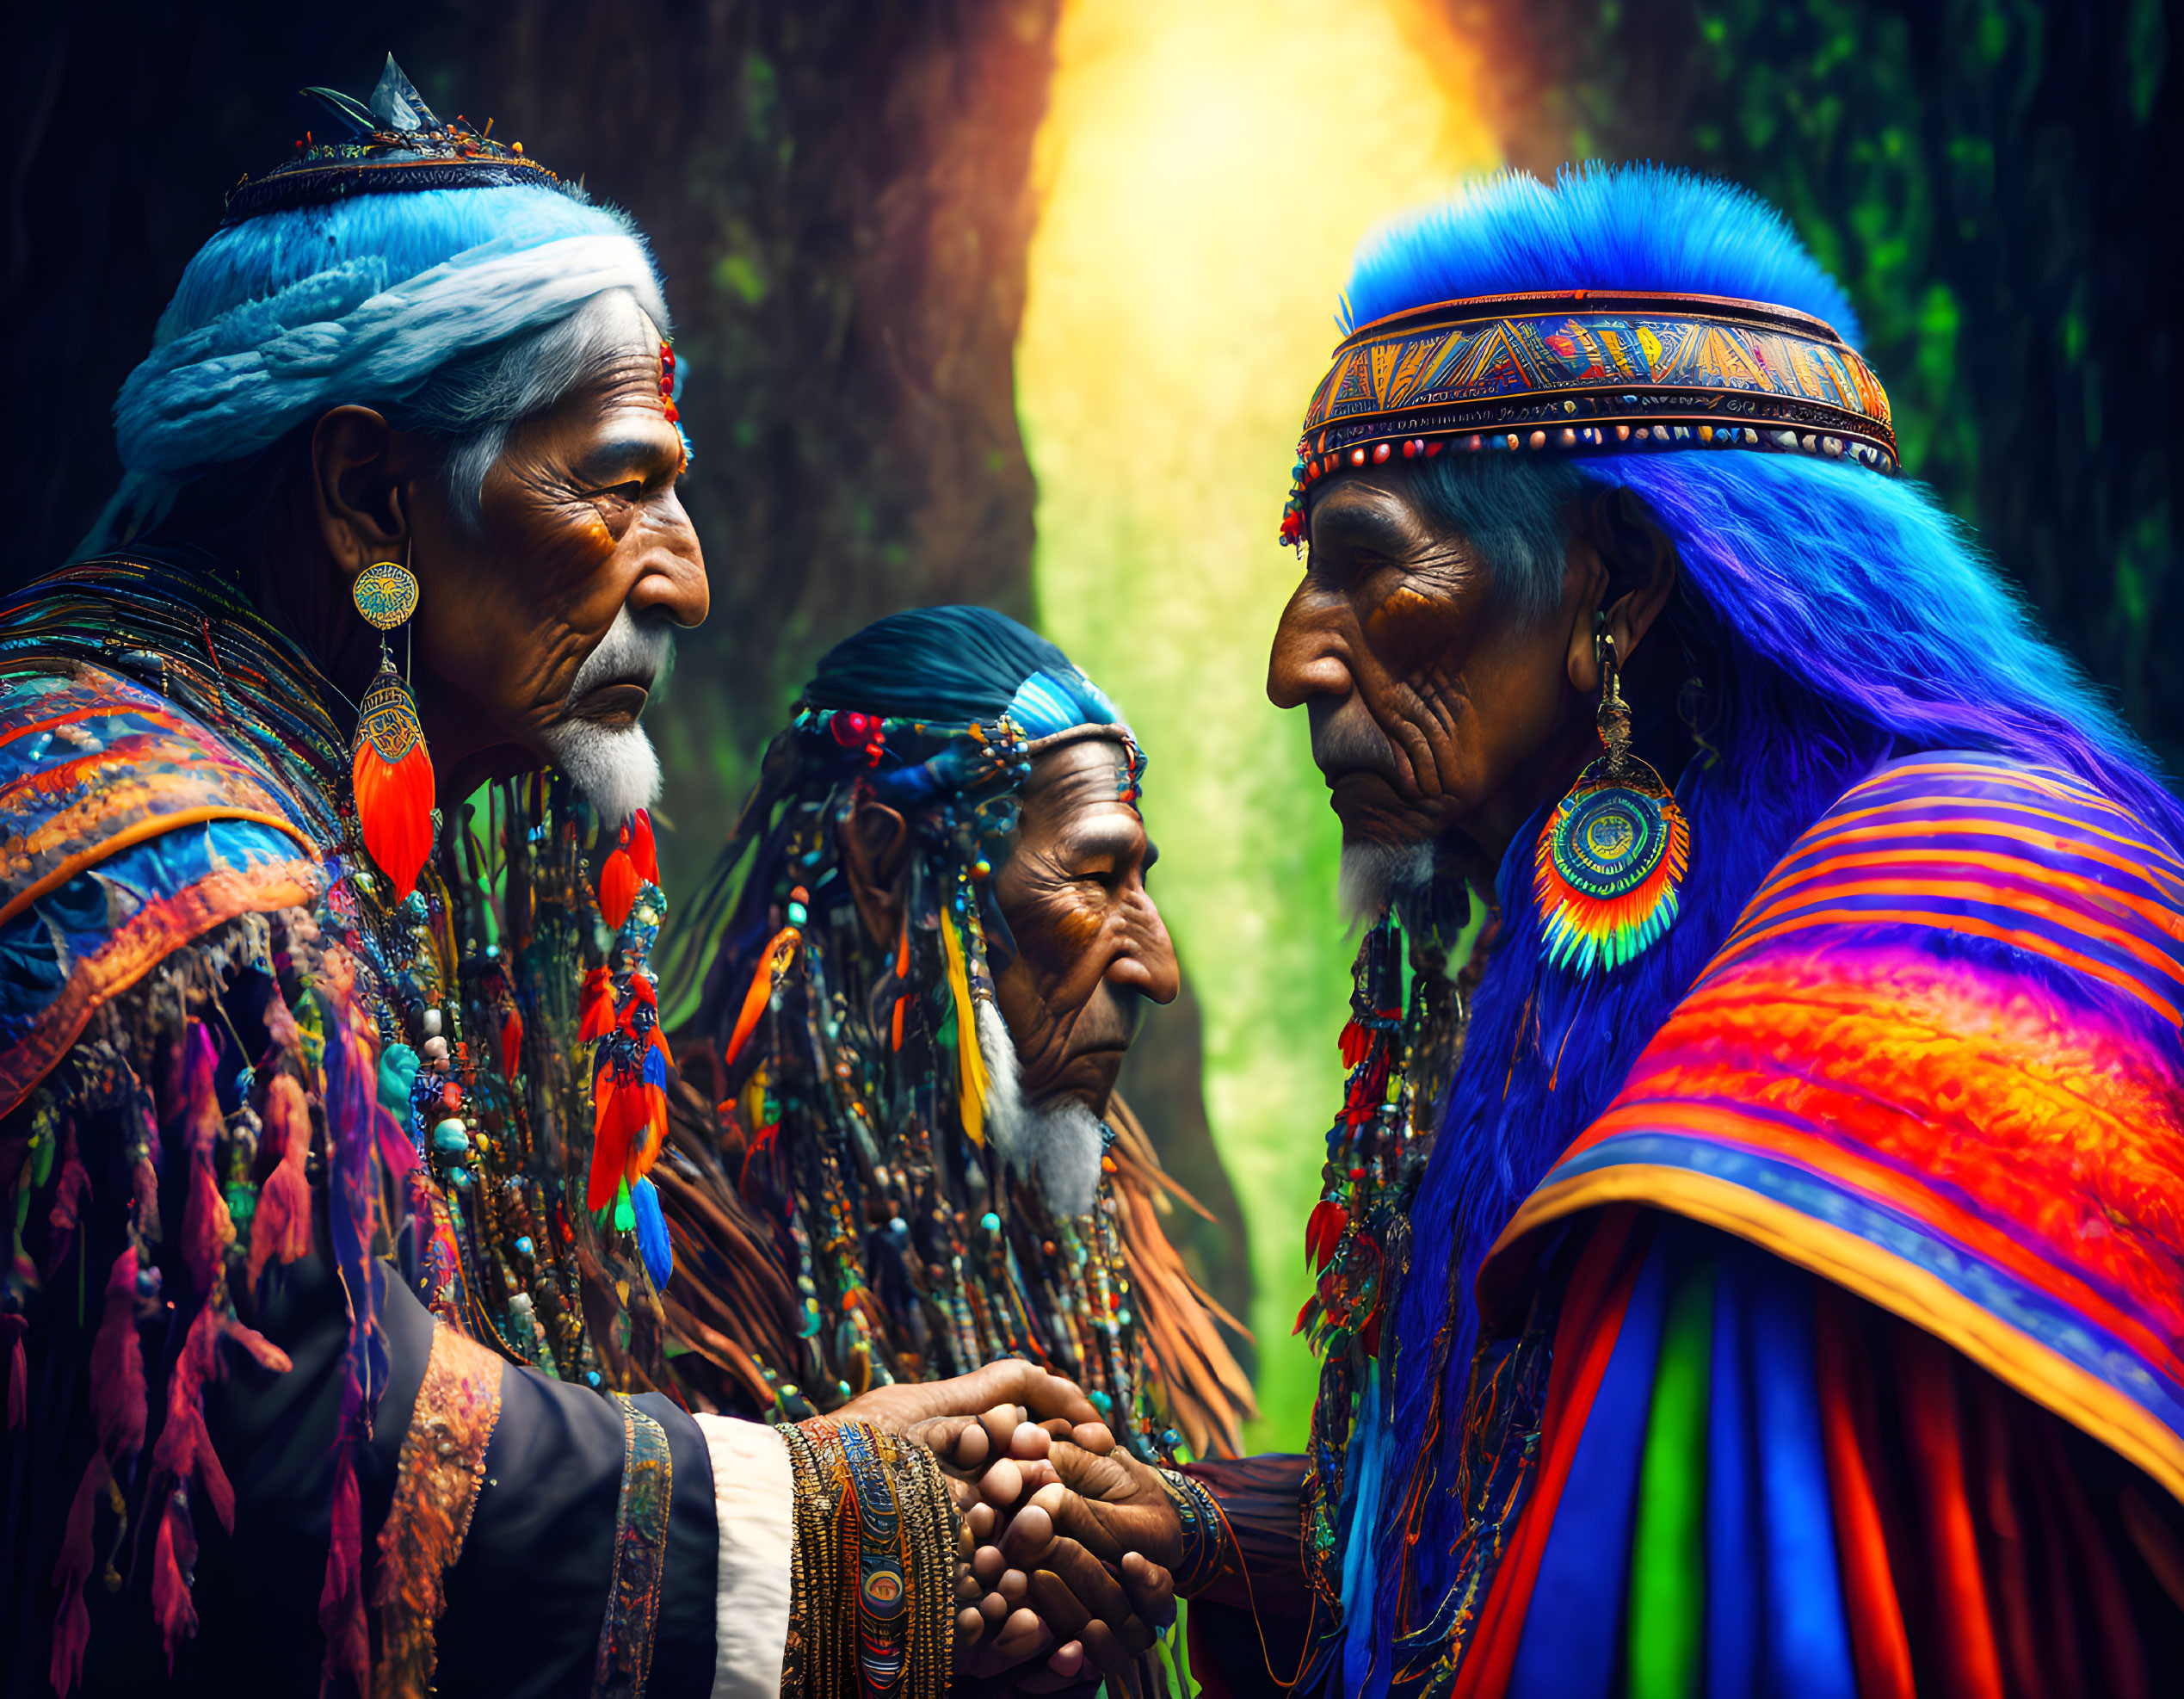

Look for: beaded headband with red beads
[1279,288,1897,546]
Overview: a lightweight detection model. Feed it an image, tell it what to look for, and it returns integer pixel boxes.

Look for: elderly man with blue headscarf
[0,60,1163,1699]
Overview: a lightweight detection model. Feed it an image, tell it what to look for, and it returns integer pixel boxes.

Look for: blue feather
[630,1175,673,1288]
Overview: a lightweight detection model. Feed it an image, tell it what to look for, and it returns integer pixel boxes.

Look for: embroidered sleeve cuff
[693,1412,793,1699]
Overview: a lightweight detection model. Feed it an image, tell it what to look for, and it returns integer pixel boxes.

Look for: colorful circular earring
[1533,624,1690,974]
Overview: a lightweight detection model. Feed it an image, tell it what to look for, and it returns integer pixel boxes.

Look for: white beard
[1337,838,1435,926]
[537,717,662,825]
[976,999,1105,1216]
[537,604,674,824]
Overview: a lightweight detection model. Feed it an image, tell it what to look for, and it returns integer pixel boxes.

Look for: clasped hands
[837,1361,1186,1693]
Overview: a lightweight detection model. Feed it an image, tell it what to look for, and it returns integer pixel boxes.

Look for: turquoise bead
[431,1119,470,1154]
[980,1211,1002,1233]
[515,1235,534,1257]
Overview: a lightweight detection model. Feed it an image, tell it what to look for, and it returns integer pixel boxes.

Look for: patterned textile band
[1156,1468,1231,1597]
[1280,289,1897,544]
[595,1397,676,1699]
[1483,751,2184,1508]
[373,1323,506,1699]
[778,1418,954,1699]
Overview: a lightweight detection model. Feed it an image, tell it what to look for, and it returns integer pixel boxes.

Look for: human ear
[838,791,912,947]
[309,405,408,584]
[1592,488,1679,670]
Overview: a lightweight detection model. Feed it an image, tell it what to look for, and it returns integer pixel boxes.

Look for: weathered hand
[1028,1442,1185,1573]
[836,1359,1107,1448]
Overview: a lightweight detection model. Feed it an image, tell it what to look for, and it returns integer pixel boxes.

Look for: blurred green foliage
[1485,0,2181,766]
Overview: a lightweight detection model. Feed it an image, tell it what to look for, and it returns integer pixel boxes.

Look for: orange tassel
[351,663,435,900]
[598,825,639,930]
[577,967,616,1042]
[499,1009,523,1080]
[628,808,659,885]
[723,926,801,1067]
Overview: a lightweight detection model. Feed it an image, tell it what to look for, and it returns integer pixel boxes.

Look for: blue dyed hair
[155,183,637,342]
[1336,165,2184,1695]
[87,182,671,552]
[803,605,1125,735]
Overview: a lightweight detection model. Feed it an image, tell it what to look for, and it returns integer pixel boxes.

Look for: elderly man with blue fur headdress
[996,166,2184,1696]
[0,59,1166,1699]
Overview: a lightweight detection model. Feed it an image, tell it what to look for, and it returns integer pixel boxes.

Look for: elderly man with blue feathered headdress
[0,58,1163,1699]
[997,165,2184,1694]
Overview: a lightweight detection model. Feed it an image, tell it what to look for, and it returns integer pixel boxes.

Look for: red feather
[499,1008,524,1080]
[588,1077,639,1212]
[578,966,616,1041]
[628,808,660,885]
[598,824,639,930]
[350,677,436,901]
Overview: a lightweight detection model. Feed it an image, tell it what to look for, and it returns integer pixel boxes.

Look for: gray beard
[1337,838,1435,926]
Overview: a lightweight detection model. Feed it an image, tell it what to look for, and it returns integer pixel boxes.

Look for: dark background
[9,0,2181,1344]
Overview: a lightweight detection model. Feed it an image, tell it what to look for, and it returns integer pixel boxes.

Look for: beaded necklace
[3,554,664,1392]
[1298,899,1479,1608]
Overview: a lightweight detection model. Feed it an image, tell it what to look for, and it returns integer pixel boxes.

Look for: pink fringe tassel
[48,1451,108,1696]
[89,1246,146,1463]
[248,1072,316,1287]
[318,1451,368,1696]
[151,1492,199,1671]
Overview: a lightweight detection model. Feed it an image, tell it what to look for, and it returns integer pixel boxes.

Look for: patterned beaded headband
[224,56,562,226]
[1279,288,1897,545]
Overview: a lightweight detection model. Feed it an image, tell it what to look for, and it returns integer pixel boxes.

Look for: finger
[997,1567,1028,1604]
[1120,1551,1176,1631]
[1080,1616,1136,1684]
[953,1419,991,1470]
[1040,1418,1075,1441]
[1034,1537,1134,1629]
[990,1605,1054,1665]
[978,1457,1024,1508]
[1025,1567,1092,1643]
[997,1501,1053,1565]
[955,1605,985,1647]
[967,1502,997,1543]
[972,1545,1006,1587]
[1071,1422,1115,1455]
[951,1361,1102,1430]
[978,1405,1023,1461]
[1048,1642,1087,1681]
[1009,1421,1052,1461]
[978,1591,1009,1627]
[1025,1480,1121,1564]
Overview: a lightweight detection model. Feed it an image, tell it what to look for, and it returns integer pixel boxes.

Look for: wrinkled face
[988,737,1180,1115]
[407,299,707,807]
[1267,473,1577,861]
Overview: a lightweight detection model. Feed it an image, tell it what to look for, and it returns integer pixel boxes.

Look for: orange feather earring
[349,552,435,900]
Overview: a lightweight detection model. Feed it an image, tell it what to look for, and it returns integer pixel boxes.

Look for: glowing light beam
[1020,0,1496,1449]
